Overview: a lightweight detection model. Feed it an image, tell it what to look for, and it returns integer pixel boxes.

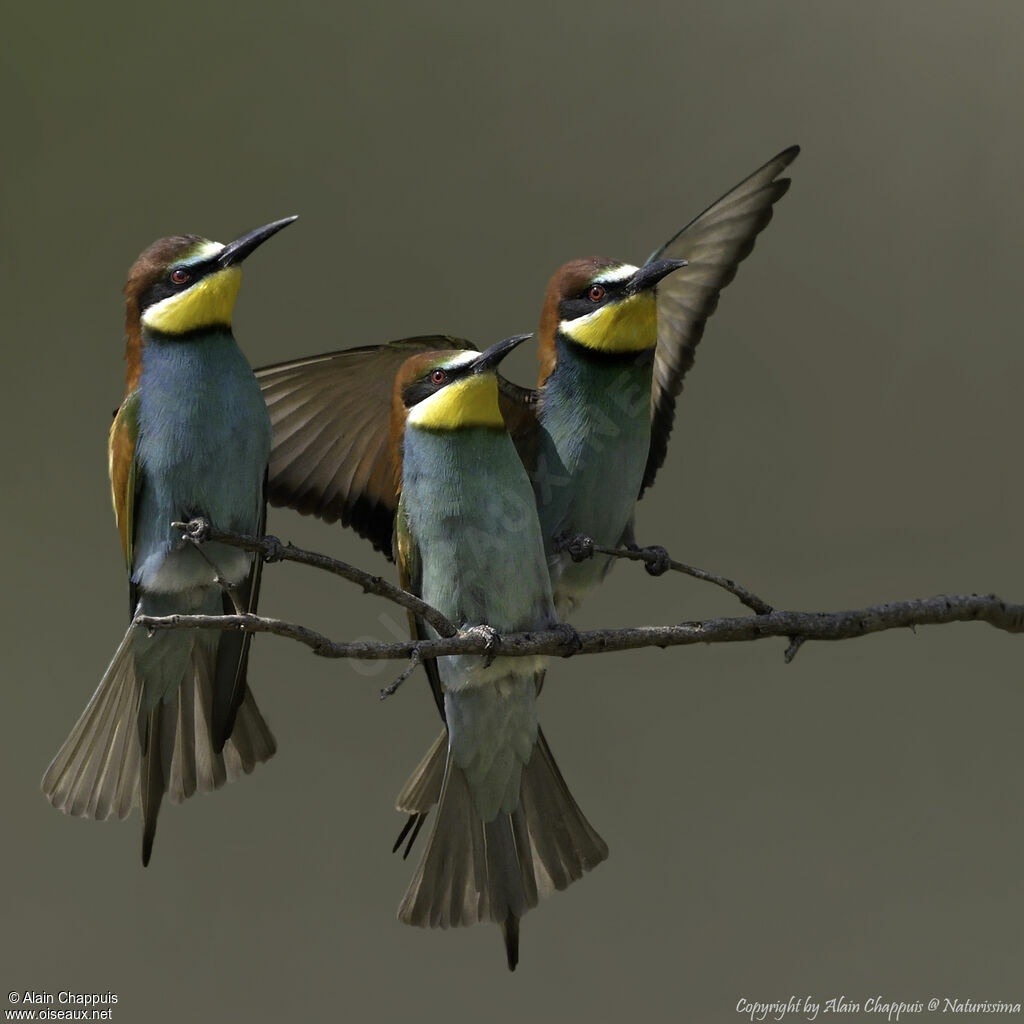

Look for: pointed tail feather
[42,625,276,863]
[140,707,165,866]
[397,727,606,969]
[392,727,447,857]
[501,913,520,971]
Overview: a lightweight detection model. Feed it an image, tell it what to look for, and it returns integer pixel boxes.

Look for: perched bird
[389,336,607,970]
[255,144,798,844]
[42,216,296,865]
[512,144,799,614]
[256,146,797,599]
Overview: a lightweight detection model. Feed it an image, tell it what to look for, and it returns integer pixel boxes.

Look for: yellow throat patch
[407,372,504,431]
[141,266,243,334]
[560,291,657,353]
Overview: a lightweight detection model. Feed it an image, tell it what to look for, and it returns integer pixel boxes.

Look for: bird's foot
[465,624,501,666]
[173,517,211,544]
[639,544,672,577]
[558,533,595,563]
[552,621,583,657]
[261,534,286,563]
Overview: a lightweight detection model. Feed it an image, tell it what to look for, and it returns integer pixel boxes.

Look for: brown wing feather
[256,336,471,558]
[643,145,800,494]
[497,377,541,475]
[212,476,267,752]
[108,390,140,573]
[395,499,446,719]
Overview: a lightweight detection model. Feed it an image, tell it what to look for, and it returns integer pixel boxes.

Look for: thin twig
[135,593,1024,663]
[560,534,773,615]
[172,518,458,638]
[380,651,422,700]
[783,636,807,663]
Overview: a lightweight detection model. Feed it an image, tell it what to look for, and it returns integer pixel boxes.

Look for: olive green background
[4,2,1023,1020]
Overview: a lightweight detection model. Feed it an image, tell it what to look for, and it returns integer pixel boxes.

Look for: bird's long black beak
[218,215,298,268]
[627,257,687,295]
[472,333,532,373]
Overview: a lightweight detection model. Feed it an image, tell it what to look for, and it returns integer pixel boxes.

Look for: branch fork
[131,520,1024,676]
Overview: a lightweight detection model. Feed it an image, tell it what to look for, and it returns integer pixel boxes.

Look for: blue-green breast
[401,425,554,637]
[132,329,270,594]
[535,339,654,613]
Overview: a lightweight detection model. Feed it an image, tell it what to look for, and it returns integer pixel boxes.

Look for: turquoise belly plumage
[535,340,653,615]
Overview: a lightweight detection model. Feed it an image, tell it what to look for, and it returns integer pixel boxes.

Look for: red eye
[430,368,447,385]
[170,268,190,285]
[588,284,605,301]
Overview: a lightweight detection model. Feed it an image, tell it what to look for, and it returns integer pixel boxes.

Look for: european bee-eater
[255,145,798,849]
[255,146,797,600]
[525,147,797,614]
[389,337,607,970]
[41,216,296,865]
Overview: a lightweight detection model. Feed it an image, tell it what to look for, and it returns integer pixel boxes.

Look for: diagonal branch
[173,517,458,637]
[558,533,772,614]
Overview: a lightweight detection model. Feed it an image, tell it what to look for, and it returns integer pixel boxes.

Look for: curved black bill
[218,215,298,268]
[628,257,687,295]
[472,333,532,373]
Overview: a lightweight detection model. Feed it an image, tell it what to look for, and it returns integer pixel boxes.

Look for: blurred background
[4,1,1023,1019]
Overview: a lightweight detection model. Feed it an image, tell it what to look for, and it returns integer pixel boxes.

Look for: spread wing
[255,336,471,559]
[643,144,800,495]
[108,390,141,616]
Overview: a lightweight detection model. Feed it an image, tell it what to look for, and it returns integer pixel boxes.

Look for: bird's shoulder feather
[108,389,141,572]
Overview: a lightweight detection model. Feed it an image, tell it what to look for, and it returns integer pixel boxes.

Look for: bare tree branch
[143,521,1023,670]
[380,650,422,700]
[136,594,1024,662]
[558,533,773,615]
[172,517,458,637]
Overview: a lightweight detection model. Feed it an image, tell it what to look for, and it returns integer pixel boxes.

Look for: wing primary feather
[642,146,799,495]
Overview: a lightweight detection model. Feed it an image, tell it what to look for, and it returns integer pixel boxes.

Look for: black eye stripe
[402,362,474,408]
[558,277,630,322]
[140,256,220,312]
